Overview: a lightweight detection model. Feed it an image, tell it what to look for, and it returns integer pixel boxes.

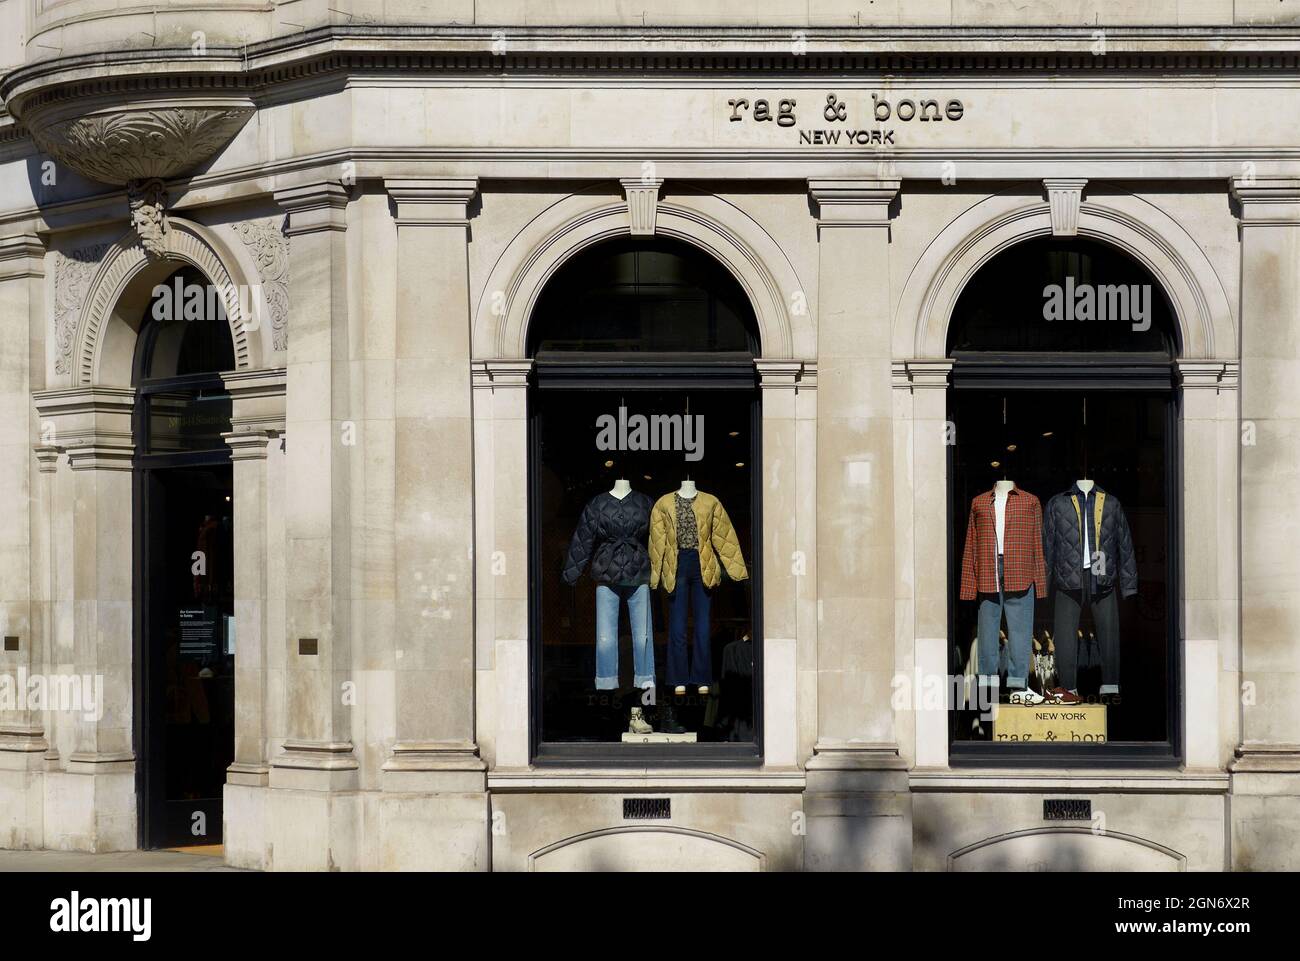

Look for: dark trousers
[1052,566,1120,691]
[667,549,712,686]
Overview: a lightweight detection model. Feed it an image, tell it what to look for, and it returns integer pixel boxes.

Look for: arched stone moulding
[473,188,810,360]
[946,826,1187,872]
[894,187,1237,362]
[73,216,264,386]
[527,825,768,871]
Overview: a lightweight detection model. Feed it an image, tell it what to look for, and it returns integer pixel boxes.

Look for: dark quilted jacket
[561,491,653,586]
[1043,485,1138,598]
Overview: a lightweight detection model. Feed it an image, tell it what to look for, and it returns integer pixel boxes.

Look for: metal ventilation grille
[1043,798,1091,821]
[623,798,671,820]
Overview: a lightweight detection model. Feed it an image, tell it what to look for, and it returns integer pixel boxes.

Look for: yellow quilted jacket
[649,490,749,593]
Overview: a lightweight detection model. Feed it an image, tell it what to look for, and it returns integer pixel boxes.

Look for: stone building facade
[0,2,1296,870]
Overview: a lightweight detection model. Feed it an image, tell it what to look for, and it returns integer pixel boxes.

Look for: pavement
[0,847,245,872]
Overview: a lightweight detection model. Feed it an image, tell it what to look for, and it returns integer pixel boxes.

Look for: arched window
[948,237,1177,356]
[946,237,1179,763]
[528,237,758,355]
[529,238,761,761]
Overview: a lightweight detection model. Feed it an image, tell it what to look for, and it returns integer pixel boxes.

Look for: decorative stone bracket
[620,177,664,235]
[1044,179,1087,236]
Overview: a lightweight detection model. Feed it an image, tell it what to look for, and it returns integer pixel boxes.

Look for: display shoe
[697,685,710,696]
[1008,688,1046,705]
[659,705,688,735]
[627,707,654,735]
[1045,687,1082,705]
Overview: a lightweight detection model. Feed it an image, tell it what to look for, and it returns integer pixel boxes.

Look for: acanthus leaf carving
[32,105,255,187]
[53,243,109,376]
[234,218,290,352]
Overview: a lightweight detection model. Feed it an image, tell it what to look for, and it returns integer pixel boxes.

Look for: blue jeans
[976,555,1035,690]
[667,549,712,686]
[595,583,655,690]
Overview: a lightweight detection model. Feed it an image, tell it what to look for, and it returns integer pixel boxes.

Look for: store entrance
[138,465,235,848]
[132,265,237,849]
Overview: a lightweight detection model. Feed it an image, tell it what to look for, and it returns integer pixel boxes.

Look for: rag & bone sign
[726,91,966,146]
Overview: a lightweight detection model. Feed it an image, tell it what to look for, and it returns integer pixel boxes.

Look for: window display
[947,238,1178,756]
[529,237,761,758]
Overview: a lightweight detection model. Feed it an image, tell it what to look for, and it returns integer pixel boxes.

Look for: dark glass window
[134,266,234,456]
[947,239,1179,762]
[948,237,1177,356]
[529,239,762,761]
[528,237,756,355]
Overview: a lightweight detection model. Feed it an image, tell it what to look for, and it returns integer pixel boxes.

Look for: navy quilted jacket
[561,491,653,586]
[1043,485,1138,598]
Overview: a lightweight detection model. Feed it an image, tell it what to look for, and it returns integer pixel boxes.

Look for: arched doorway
[945,236,1180,762]
[527,237,763,761]
[133,265,237,848]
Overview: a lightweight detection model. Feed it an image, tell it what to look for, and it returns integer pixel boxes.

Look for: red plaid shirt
[959,486,1047,600]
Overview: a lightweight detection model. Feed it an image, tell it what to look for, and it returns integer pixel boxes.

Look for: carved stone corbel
[127,178,168,259]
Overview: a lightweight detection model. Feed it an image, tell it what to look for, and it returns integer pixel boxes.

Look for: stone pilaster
[893,360,954,774]
[1228,177,1300,870]
[377,178,487,870]
[271,182,357,789]
[0,233,46,850]
[31,385,136,851]
[804,179,909,871]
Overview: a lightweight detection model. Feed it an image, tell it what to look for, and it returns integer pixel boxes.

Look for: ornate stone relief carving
[234,218,290,352]
[53,243,109,376]
[30,105,255,186]
[127,178,168,258]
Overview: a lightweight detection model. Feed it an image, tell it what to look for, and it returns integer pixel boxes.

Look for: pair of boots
[628,705,690,735]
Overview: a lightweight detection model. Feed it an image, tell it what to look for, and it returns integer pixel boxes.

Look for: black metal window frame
[527,354,764,766]
[946,355,1183,768]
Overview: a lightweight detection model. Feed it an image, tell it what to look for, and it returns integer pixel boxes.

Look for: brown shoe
[1046,687,1082,705]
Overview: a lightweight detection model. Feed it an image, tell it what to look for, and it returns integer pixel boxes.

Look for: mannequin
[648,481,750,731]
[561,482,657,732]
[959,478,1048,705]
[1043,475,1138,703]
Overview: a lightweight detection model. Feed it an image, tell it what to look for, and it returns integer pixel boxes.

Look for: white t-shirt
[994,489,1008,554]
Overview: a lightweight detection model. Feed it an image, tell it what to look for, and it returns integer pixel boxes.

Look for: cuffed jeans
[977,554,1035,690]
[595,583,655,690]
[667,549,712,686]
[1052,565,1120,693]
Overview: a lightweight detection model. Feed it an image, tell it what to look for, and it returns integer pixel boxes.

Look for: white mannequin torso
[677,479,697,499]
[993,480,1014,554]
[1076,478,1095,494]
[610,479,632,500]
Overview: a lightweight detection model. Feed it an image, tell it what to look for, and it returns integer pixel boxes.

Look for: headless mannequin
[610,478,632,500]
[1076,478,1095,495]
[677,479,698,499]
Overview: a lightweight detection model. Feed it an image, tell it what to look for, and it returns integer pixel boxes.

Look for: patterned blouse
[674,494,700,550]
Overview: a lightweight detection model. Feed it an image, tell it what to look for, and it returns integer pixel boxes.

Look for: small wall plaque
[3,636,18,651]
[298,637,318,656]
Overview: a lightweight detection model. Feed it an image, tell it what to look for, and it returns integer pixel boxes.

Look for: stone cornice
[470,359,532,390]
[1231,177,1300,225]
[808,178,899,227]
[275,182,350,236]
[384,178,479,226]
[892,359,954,391]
